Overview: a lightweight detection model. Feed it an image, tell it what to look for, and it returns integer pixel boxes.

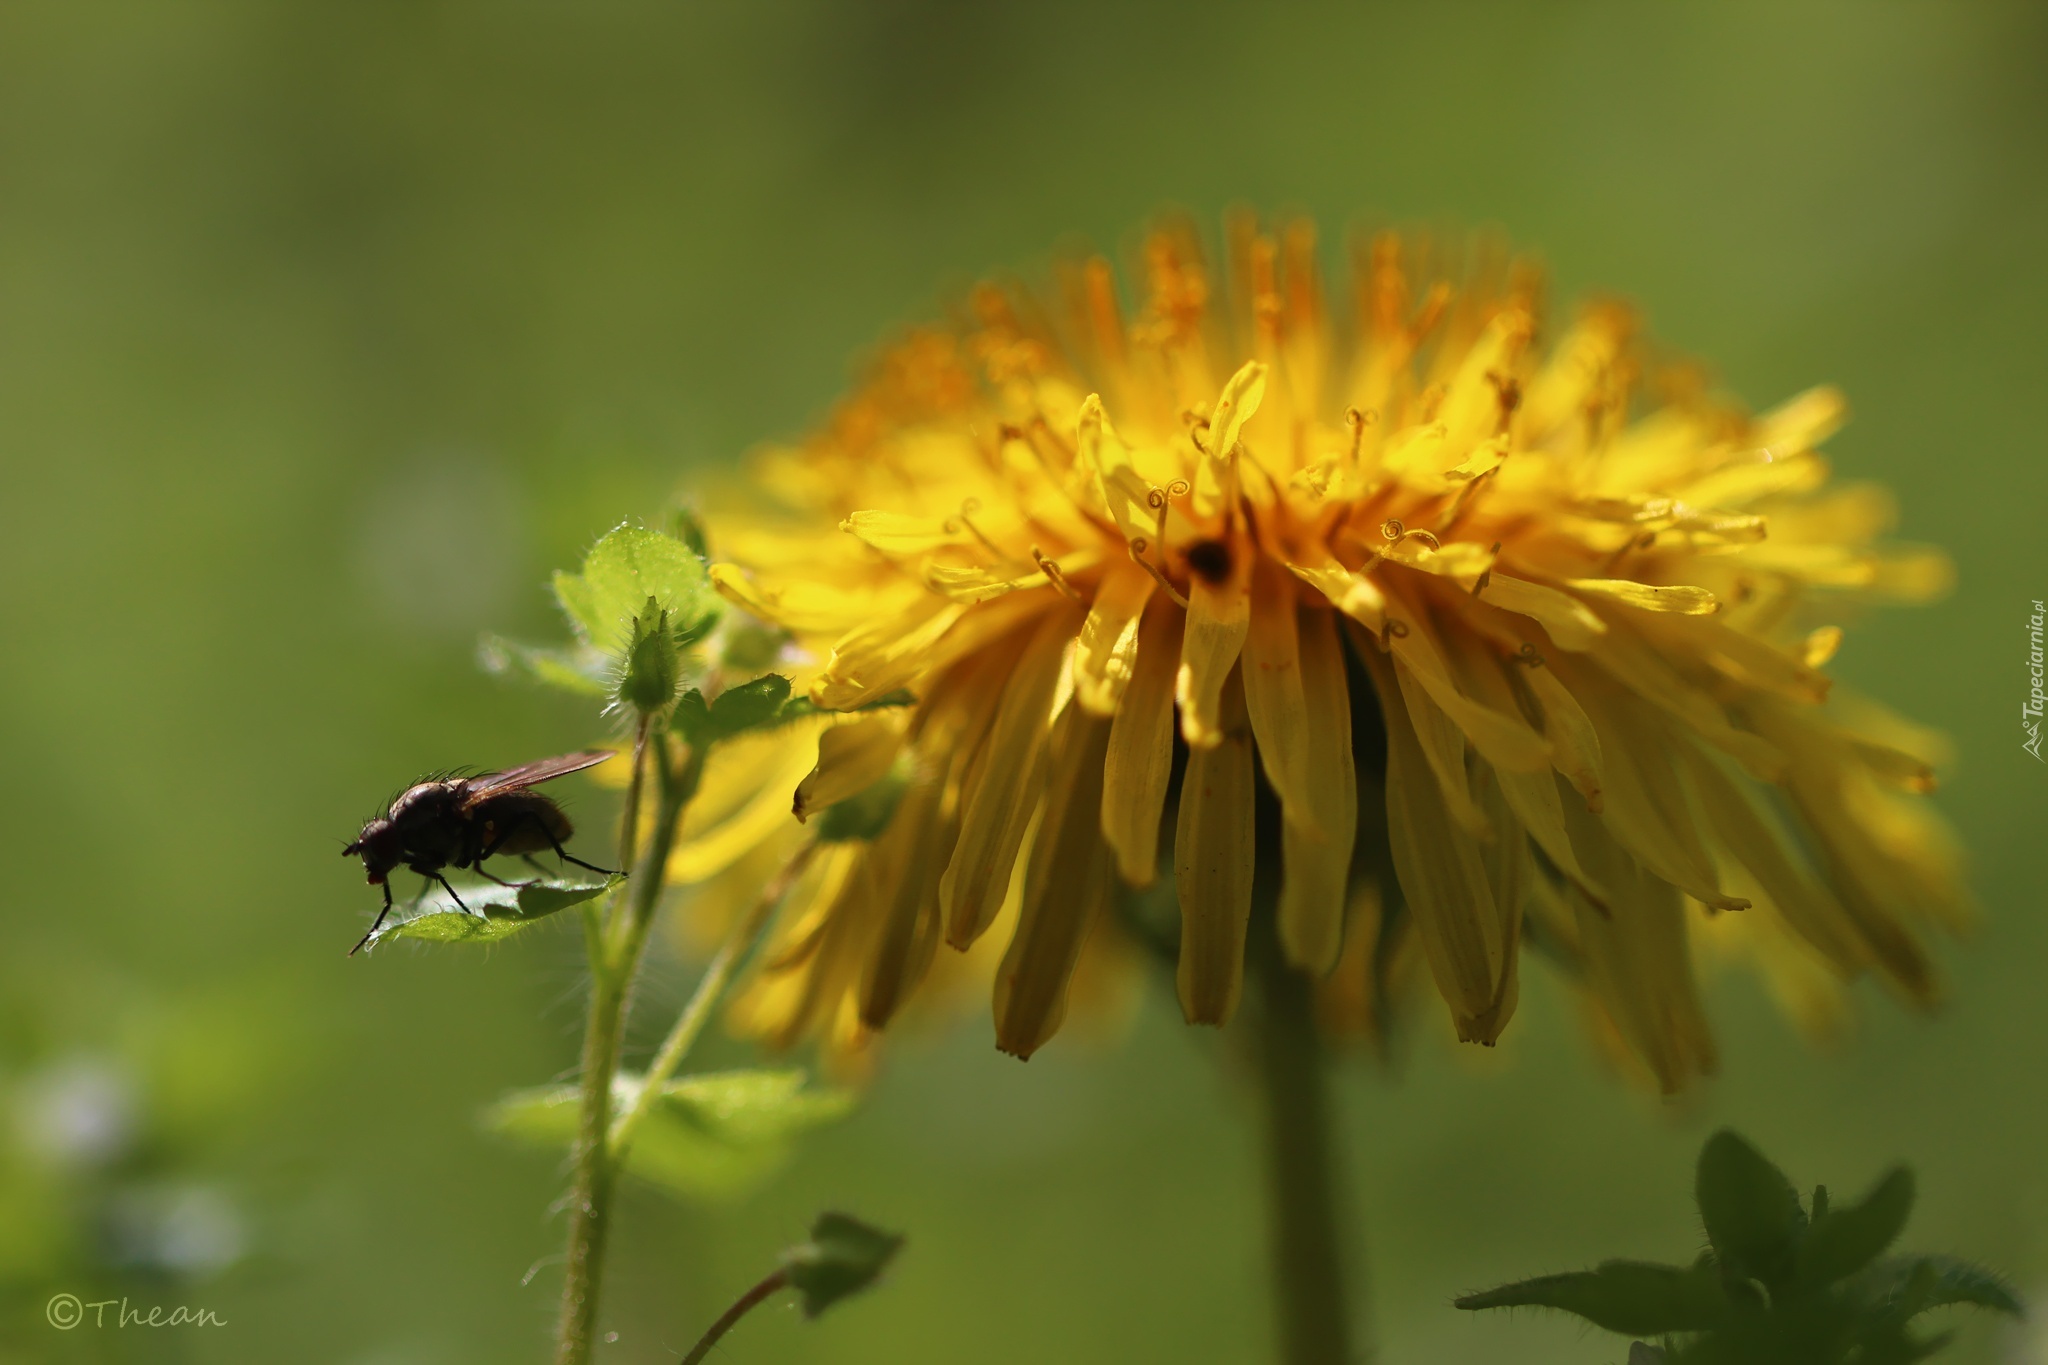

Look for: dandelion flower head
[690,213,1965,1089]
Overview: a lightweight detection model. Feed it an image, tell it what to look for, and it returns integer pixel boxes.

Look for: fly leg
[430,872,474,916]
[349,882,395,957]
[486,810,620,881]
[475,820,546,890]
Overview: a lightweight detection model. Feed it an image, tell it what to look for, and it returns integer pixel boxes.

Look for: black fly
[342,750,621,955]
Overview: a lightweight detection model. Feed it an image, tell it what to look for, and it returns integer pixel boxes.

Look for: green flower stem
[677,1267,791,1365]
[1248,931,1365,1365]
[554,734,703,1365]
[616,712,653,878]
[610,837,817,1161]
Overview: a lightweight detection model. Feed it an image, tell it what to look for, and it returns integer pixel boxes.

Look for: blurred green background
[2,3,2045,1362]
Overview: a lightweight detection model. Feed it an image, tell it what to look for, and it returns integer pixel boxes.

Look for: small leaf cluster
[487,1069,852,1202]
[481,522,910,754]
[1456,1130,2020,1364]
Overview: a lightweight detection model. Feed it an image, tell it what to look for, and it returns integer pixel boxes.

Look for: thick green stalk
[554,736,702,1365]
[1249,931,1364,1365]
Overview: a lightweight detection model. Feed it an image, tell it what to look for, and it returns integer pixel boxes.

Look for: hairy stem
[1249,935,1364,1365]
[554,735,702,1365]
[610,838,816,1160]
[677,1268,790,1365]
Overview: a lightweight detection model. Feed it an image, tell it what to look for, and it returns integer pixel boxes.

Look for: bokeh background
[3,4,2046,1362]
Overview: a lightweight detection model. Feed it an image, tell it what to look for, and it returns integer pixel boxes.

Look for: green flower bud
[614,595,684,718]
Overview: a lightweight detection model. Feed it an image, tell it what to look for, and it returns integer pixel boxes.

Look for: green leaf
[1456,1259,1726,1336]
[478,634,610,697]
[1798,1167,1914,1287]
[1697,1130,1805,1285]
[773,689,917,725]
[1852,1255,2023,1322]
[363,876,619,951]
[782,1212,904,1318]
[486,1069,853,1202]
[553,524,720,653]
[673,674,801,747]
[707,674,793,739]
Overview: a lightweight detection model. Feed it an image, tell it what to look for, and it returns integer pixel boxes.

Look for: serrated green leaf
[773,689,917,725]
[486,1069,853,1202]
[553,525,720,653]
[706,674,793,739]
[1799,1167,1914,1288]
[783,1212,903,1318]
[478,634,610,697]
[675,688,711,740]
[1456,1259,1726,1336]
[363,876,619,951]
[1852,1255,2023,1322]
[1697,1130,1805,1285]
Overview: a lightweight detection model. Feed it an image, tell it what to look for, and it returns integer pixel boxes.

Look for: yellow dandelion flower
[688,213,1965,1089]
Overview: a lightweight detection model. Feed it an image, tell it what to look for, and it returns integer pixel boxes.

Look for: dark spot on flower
[1185,538,1233,586]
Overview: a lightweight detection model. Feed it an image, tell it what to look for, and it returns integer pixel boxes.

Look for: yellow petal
[1288,556,1387,635]
[1673,743,1861,967]
[1276,606,1356,973]
[793,714,908,821]
[814,596,966,708]
[1077,394,1151,543]
[1074,563,1156,715]
[994,710,1115,1058]
[1174,667,1256,1025]
[1102,598,1183,886]
[1241,558,1317,832]
[1192,360,1267,517]
[1361,644,1512,1042]
[1477,574,1608,650]
[840,510,968,557]
[858,775,955,1028]
[1176,533,1252,749]
[1437,309,1532,453]
[922,562,1049,603]
[1566,578,1720,615]
[710,562,907,635]
[1516,661,1605,809]
[1386,603,1550,775]
[1556,669,1750,913]
[1631,613,1831,704]
[940,605,1081,948]
[669,734,821,883]
[1561,802,1718,1093]
[1754,384,1846,453]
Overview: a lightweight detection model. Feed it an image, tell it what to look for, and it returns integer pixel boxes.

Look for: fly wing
[457,749,616,808]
